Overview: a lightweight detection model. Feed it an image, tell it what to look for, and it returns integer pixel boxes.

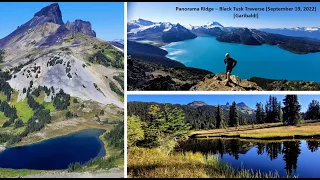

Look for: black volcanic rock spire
[65,20,96,37]
[34,3,64,25]
[0,3,98,48]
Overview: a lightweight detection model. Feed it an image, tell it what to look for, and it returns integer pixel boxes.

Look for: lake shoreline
[10,126,112,148]
[158,36,320,83]
[191,121,320,140]
[194,133,320,140]
[128,147,281,178]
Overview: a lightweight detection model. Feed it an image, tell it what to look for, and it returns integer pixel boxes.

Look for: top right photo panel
[127,2,320,91]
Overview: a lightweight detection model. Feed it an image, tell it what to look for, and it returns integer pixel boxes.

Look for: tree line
[104,121,124,152]
[127,102,254,130]
[0,86,71,145]
[128,95,319,131]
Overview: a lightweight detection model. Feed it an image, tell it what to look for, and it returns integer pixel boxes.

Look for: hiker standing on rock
[224,53,237,86]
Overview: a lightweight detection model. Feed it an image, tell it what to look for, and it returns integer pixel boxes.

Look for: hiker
[224,53,237,86]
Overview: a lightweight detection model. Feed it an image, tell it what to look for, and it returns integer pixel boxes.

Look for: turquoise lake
[161,36,320,82]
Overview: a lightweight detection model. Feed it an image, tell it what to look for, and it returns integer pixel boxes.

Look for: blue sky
[128,94,320,112]
[0,2,124,41]
[128,2,320,28]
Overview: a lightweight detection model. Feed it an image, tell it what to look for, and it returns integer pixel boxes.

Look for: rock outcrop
[190,73,263,91]
[65,20,96,37]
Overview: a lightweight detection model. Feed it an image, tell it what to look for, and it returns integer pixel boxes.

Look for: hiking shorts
[226,66,233,73]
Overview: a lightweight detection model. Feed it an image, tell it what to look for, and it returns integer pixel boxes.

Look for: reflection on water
[177,138,320,177]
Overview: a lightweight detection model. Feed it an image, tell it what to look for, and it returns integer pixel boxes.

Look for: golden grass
[194,122,320,139]
[128,147,282,178]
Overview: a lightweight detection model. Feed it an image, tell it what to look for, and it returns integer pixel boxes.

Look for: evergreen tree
[255,102,265,124]
[272,96,281,122]
[53,89,70,110]
[216,105,222,129]
[127,115,145,147]
[142,104,165,147]
[282,95,301,125]
[305,100,320,120]
[163,104,191,140]
[229,101,238,127]
[265,96,281,123]
[14,119,24,129]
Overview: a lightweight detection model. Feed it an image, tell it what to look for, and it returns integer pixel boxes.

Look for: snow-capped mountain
[186,21,226,36]
[259,27,320,40]
[186,21,224,30]
[112,38,124,45]
[127,19,196,43]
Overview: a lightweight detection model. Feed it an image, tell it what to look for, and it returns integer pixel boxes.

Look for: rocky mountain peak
[34,3,64,25]
[135,18,154,26]
[188,101,207,107]
[65,19,96,37]
[207,21,223,27]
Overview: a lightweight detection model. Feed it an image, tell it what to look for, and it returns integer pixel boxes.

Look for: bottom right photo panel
[127,94,320,178]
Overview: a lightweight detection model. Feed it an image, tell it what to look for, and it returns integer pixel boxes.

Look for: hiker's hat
[225,53,229,57]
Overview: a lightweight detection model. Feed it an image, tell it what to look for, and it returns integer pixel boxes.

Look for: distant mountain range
[127,19,320,54]
[112,39,124,45]
[260,27,320,40]
[220,102,255,115]
[187,101,255,115]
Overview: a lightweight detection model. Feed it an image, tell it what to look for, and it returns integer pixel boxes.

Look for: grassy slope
[128,147,281,178]
[10,91,34,123]
[194,121,320,139]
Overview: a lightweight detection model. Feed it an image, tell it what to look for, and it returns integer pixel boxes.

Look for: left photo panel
[0,2,124,178]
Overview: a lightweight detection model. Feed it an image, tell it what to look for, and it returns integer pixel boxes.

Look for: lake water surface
[177,138,320,178]
[0,128,106,170]
[161,37,320,82]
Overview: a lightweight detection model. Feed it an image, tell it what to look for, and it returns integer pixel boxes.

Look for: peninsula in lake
[0,3,124,178]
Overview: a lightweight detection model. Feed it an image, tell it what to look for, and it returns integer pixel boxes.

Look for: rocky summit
[0,3,96,50]
[33,3,64,25]
[65,20,96,37]
[187,101,208,107]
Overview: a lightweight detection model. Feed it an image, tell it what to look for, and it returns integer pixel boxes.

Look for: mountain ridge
[0,3,124,107]
[127,19,320,54]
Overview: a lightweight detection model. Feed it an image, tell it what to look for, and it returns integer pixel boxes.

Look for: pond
[177,138,320,178]
[0,128,106,170]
